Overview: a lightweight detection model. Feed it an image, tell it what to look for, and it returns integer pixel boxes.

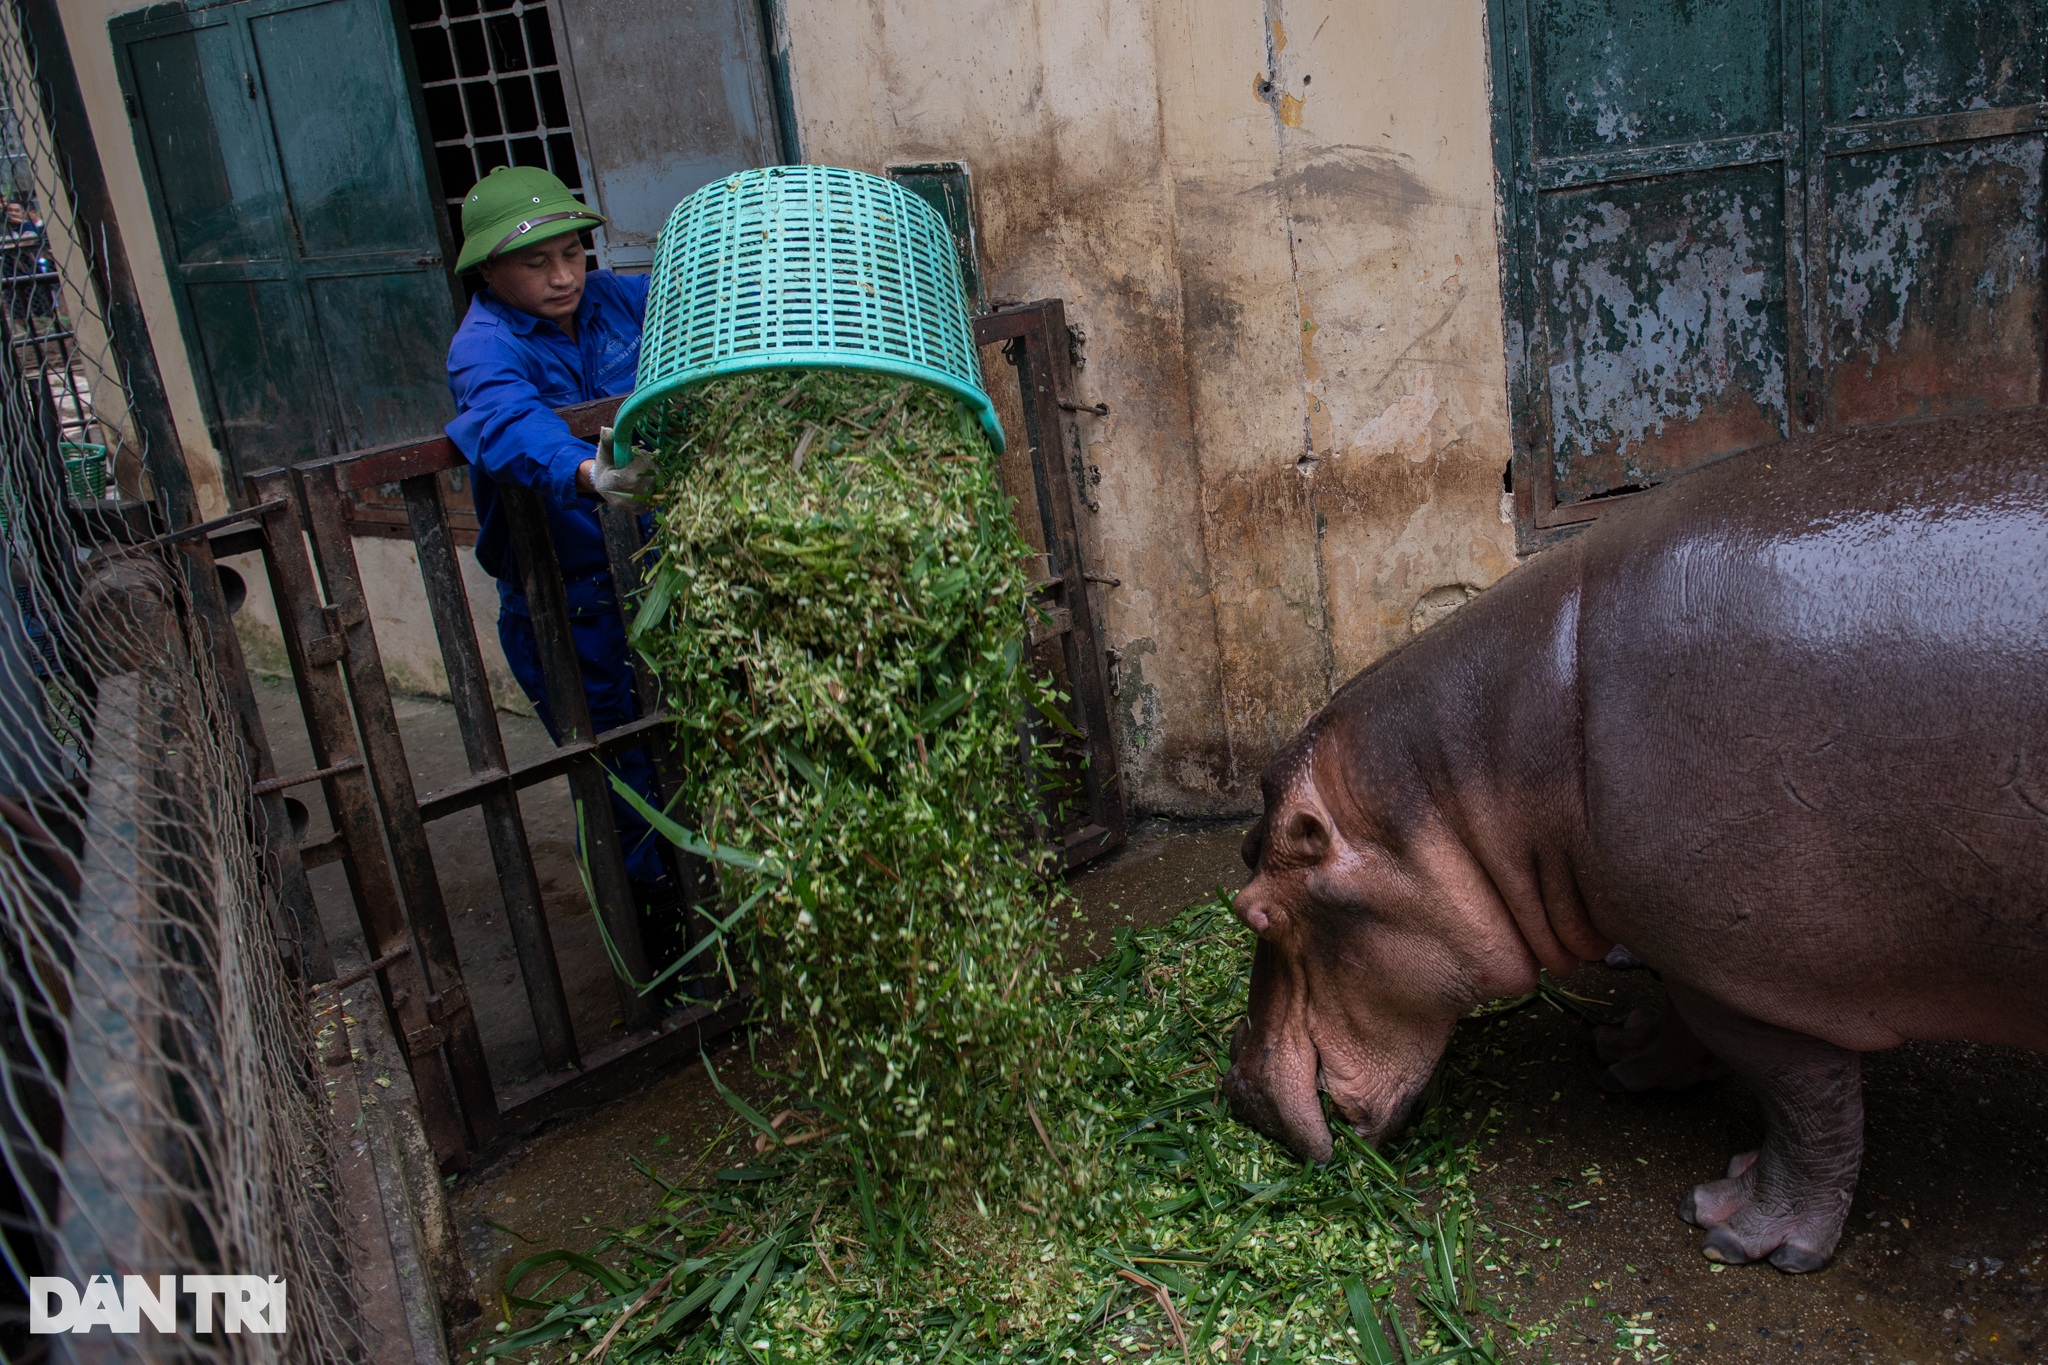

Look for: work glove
[590,425,656,506]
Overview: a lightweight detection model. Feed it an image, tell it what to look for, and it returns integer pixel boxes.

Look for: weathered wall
[224,540,530,711]
[781,0,1517,813]
[779,0,1237,813]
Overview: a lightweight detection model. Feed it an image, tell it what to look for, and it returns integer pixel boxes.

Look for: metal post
[295,465,499,1146]
[497,484,655,1026]
[404,473,579,1074]
[245,468,473,1168]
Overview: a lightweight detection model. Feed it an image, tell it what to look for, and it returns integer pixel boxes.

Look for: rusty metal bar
[495,993,752,1136]
[311,942,414,998]
[415,714,672,823]
[975,301,1127,867]
[308,394,625,492]
[295,464,501,1147]
[99,498,287,559]
[403,471,579,1074]
[497,482,655,1027]
[251,755,362,797]
[244,468,472,1168]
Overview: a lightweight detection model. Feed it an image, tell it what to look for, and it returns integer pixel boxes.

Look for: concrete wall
[64,0,1519,815]
[780,0,1517,813]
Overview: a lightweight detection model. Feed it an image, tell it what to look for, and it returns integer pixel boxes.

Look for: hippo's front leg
[1665,984,1863,1272]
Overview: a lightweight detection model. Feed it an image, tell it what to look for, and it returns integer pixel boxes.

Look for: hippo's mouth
[1224,1018,1338,1161]
[1224,1019,1427,1161]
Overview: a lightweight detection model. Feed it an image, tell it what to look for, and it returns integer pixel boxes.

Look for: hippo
[1223,406,2048,1272]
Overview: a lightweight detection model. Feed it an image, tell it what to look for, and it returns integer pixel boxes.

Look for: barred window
[404,0,585,251]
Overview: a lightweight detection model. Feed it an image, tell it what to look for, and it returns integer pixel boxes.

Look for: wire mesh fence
[0,4,365,1359]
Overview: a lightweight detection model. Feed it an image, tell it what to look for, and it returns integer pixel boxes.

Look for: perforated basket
[612,165,1003,455]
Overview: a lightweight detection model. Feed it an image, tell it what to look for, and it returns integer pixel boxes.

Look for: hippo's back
[1573,407,2048,1046]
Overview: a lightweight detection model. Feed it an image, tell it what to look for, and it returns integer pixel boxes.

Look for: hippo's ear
[1241,817,1267,870]
[1278,808,1331,863]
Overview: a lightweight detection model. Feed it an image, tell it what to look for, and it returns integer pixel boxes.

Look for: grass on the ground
[470,891,1622,1364]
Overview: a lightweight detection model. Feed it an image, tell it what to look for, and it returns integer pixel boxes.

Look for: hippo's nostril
[1240,819,1266,870]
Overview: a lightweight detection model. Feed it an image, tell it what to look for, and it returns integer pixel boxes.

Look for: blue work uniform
[445,271,666,884]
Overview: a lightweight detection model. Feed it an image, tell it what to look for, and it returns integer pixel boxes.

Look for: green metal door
[1490,0,2047,548]
[113,0,458,490]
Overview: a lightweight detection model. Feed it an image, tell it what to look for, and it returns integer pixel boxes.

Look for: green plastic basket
[613,165,1003,455]
[59,442,107,500]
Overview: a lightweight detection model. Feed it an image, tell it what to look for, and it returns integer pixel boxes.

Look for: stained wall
[780,0,1518,813]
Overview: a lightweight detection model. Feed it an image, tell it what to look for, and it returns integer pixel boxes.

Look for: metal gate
[230,299,1125,1169]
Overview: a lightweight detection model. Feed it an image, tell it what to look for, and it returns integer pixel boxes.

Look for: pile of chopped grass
[479,893,1534,1364]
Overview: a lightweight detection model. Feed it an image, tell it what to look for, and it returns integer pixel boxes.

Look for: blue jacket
[445,271,651,614]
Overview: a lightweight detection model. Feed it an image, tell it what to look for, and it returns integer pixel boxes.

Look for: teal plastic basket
[612,165,1003,455]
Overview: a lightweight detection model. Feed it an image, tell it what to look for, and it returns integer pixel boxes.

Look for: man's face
[479,232,586,326]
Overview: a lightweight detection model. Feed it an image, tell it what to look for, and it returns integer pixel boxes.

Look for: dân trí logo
[30,1276,287,1334]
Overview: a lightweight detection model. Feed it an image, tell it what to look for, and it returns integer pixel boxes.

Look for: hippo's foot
[1593,995,1728,1093]
[1677,1151,1845,1272]
[1664,984,1864,1274]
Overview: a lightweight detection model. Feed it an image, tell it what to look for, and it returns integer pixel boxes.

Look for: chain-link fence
[0,5,366,1359]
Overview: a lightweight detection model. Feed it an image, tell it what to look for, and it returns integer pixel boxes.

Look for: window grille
[404,0,585,251]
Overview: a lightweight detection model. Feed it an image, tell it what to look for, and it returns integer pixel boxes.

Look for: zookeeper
[443,165,675,928]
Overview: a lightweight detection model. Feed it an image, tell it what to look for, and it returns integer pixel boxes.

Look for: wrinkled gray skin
[1223,408,2048,1273]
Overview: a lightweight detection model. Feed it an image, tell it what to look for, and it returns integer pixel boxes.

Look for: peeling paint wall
[779,0,1515,810]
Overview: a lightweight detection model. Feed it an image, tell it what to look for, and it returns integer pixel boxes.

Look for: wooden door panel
[1528,0,1784,157]
[187,279,331,473]
[116,0,458,489]
[1823,0,2045,123]
[125,25,281,266]
[307,273,456,450]
[1821,136,2045,425]
[249,0,443,259]
[1493,0,2046,547]
[1540,163,1789,506]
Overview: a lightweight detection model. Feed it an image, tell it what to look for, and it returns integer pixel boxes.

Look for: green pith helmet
[456,165,604,272]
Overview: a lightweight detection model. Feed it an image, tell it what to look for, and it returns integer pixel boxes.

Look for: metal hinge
[1028,604,1073,646]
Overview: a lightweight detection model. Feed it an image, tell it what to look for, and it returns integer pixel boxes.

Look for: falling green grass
[478,893,1532,1364]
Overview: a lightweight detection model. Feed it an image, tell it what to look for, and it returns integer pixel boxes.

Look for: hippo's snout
[1223,1016,1335,1163]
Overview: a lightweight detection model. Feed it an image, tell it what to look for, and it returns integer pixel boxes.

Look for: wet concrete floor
[259,678,2045,1358]
[257,675,652,1088]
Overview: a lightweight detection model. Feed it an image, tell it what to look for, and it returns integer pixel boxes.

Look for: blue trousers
[497,605,667,884]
